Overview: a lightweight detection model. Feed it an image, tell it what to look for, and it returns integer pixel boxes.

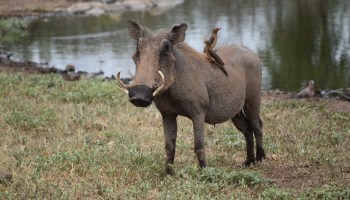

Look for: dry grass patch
[0,73,349,199]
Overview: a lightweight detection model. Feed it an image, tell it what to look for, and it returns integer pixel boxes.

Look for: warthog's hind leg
[243,107,266,163]
[231,111,256,166]
[253,116,265,162]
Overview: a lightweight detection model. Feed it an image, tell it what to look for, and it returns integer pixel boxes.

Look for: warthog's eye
[160,41,171,57]
[133,42,140,61]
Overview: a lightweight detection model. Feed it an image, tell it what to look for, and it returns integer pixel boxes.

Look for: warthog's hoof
[166,165,174,176]
[198,160,207,169]
[241,159,256,167]
[256,149,266,162]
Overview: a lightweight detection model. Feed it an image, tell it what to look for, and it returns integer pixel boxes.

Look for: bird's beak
[218,28,222,30]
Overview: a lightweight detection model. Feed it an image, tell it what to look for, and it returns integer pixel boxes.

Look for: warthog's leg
[162,114,178,175]
[253,116,265,162]
[231,111,255,166]
[243,107,266,163]
[192,114,207,168]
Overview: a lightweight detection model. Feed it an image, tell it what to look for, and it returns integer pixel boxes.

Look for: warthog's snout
[128,85,154,107]
[116,71,165,107]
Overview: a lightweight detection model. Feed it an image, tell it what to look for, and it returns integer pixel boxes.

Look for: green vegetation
[0,18,29,43]
[0,73,349,199]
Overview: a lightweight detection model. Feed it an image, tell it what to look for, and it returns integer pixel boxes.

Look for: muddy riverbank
[1,53,349,103]
[0,0,183,17]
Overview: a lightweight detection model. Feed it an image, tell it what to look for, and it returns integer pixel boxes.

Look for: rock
[53,7,66,13]
[121,77,132,84]
[0,171,12,182]
[67,3,93,14]
[122,0,148,10]
[91,70,104,77]
[62,73,81,81]
[0,57,12,65]
[274,89,283,95]
[66,0,184,15]
[270,154,279,161]
[99,0,117,3]
[66,64,76,72]
[67,2,108,15]
[156,0,184,7]
[324,89,350,102]
[86,7,105,16]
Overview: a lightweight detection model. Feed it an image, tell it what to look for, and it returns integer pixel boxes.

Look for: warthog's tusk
[153,71,165,96]
[116,72,129,95]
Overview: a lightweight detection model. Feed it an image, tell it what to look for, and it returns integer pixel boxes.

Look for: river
[3,0,350,90]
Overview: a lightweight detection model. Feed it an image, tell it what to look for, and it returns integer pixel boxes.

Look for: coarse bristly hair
[121,20,265,175]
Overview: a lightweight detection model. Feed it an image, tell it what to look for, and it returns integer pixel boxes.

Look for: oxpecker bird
[208,27,221,49]
[204,39,227,75]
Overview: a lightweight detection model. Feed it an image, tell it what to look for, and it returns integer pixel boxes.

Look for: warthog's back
[217,45,262,104]
[170,44,262,124]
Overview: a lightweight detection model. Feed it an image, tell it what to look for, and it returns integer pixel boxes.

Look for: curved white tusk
[116,72,129,95]
[153,70,165,96]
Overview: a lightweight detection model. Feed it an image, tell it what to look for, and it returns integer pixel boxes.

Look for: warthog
[117,20,265,174]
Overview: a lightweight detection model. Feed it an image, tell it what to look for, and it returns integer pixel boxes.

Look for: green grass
[0,73,349,199]
[0,18,29,43]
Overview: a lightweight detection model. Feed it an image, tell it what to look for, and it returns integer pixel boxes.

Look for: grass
[0,73,349,199]
[0,18,29,43]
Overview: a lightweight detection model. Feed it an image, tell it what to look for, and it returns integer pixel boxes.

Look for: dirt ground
[0,0,73,17]
[261,91,350,113]
[1,64,350,192]
[2,23,350,189]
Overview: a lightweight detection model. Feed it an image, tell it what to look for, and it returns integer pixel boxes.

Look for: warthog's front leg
[192,114,207,168]
[162,114,178,175]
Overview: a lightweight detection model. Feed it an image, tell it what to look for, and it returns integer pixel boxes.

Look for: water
[3,0,350,90]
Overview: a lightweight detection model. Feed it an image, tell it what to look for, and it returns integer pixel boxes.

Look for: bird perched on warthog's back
[204,39,228,75]
[205,27,221,50]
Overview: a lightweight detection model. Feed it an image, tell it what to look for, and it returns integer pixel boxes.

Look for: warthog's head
[117,20,188,107]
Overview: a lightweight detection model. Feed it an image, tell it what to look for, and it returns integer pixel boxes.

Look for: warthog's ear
[126,20,148,40]
[169,23,188,44]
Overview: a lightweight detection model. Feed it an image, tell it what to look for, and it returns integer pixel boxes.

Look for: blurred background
[1,0,349,91]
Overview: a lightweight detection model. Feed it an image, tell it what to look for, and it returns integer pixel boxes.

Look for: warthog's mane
[140,28,168,40]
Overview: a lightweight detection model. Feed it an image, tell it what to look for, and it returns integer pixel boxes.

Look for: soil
[0,0,183,17]
[0,0,73,17]
[263,163,337,189]
[261,91,350,113]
